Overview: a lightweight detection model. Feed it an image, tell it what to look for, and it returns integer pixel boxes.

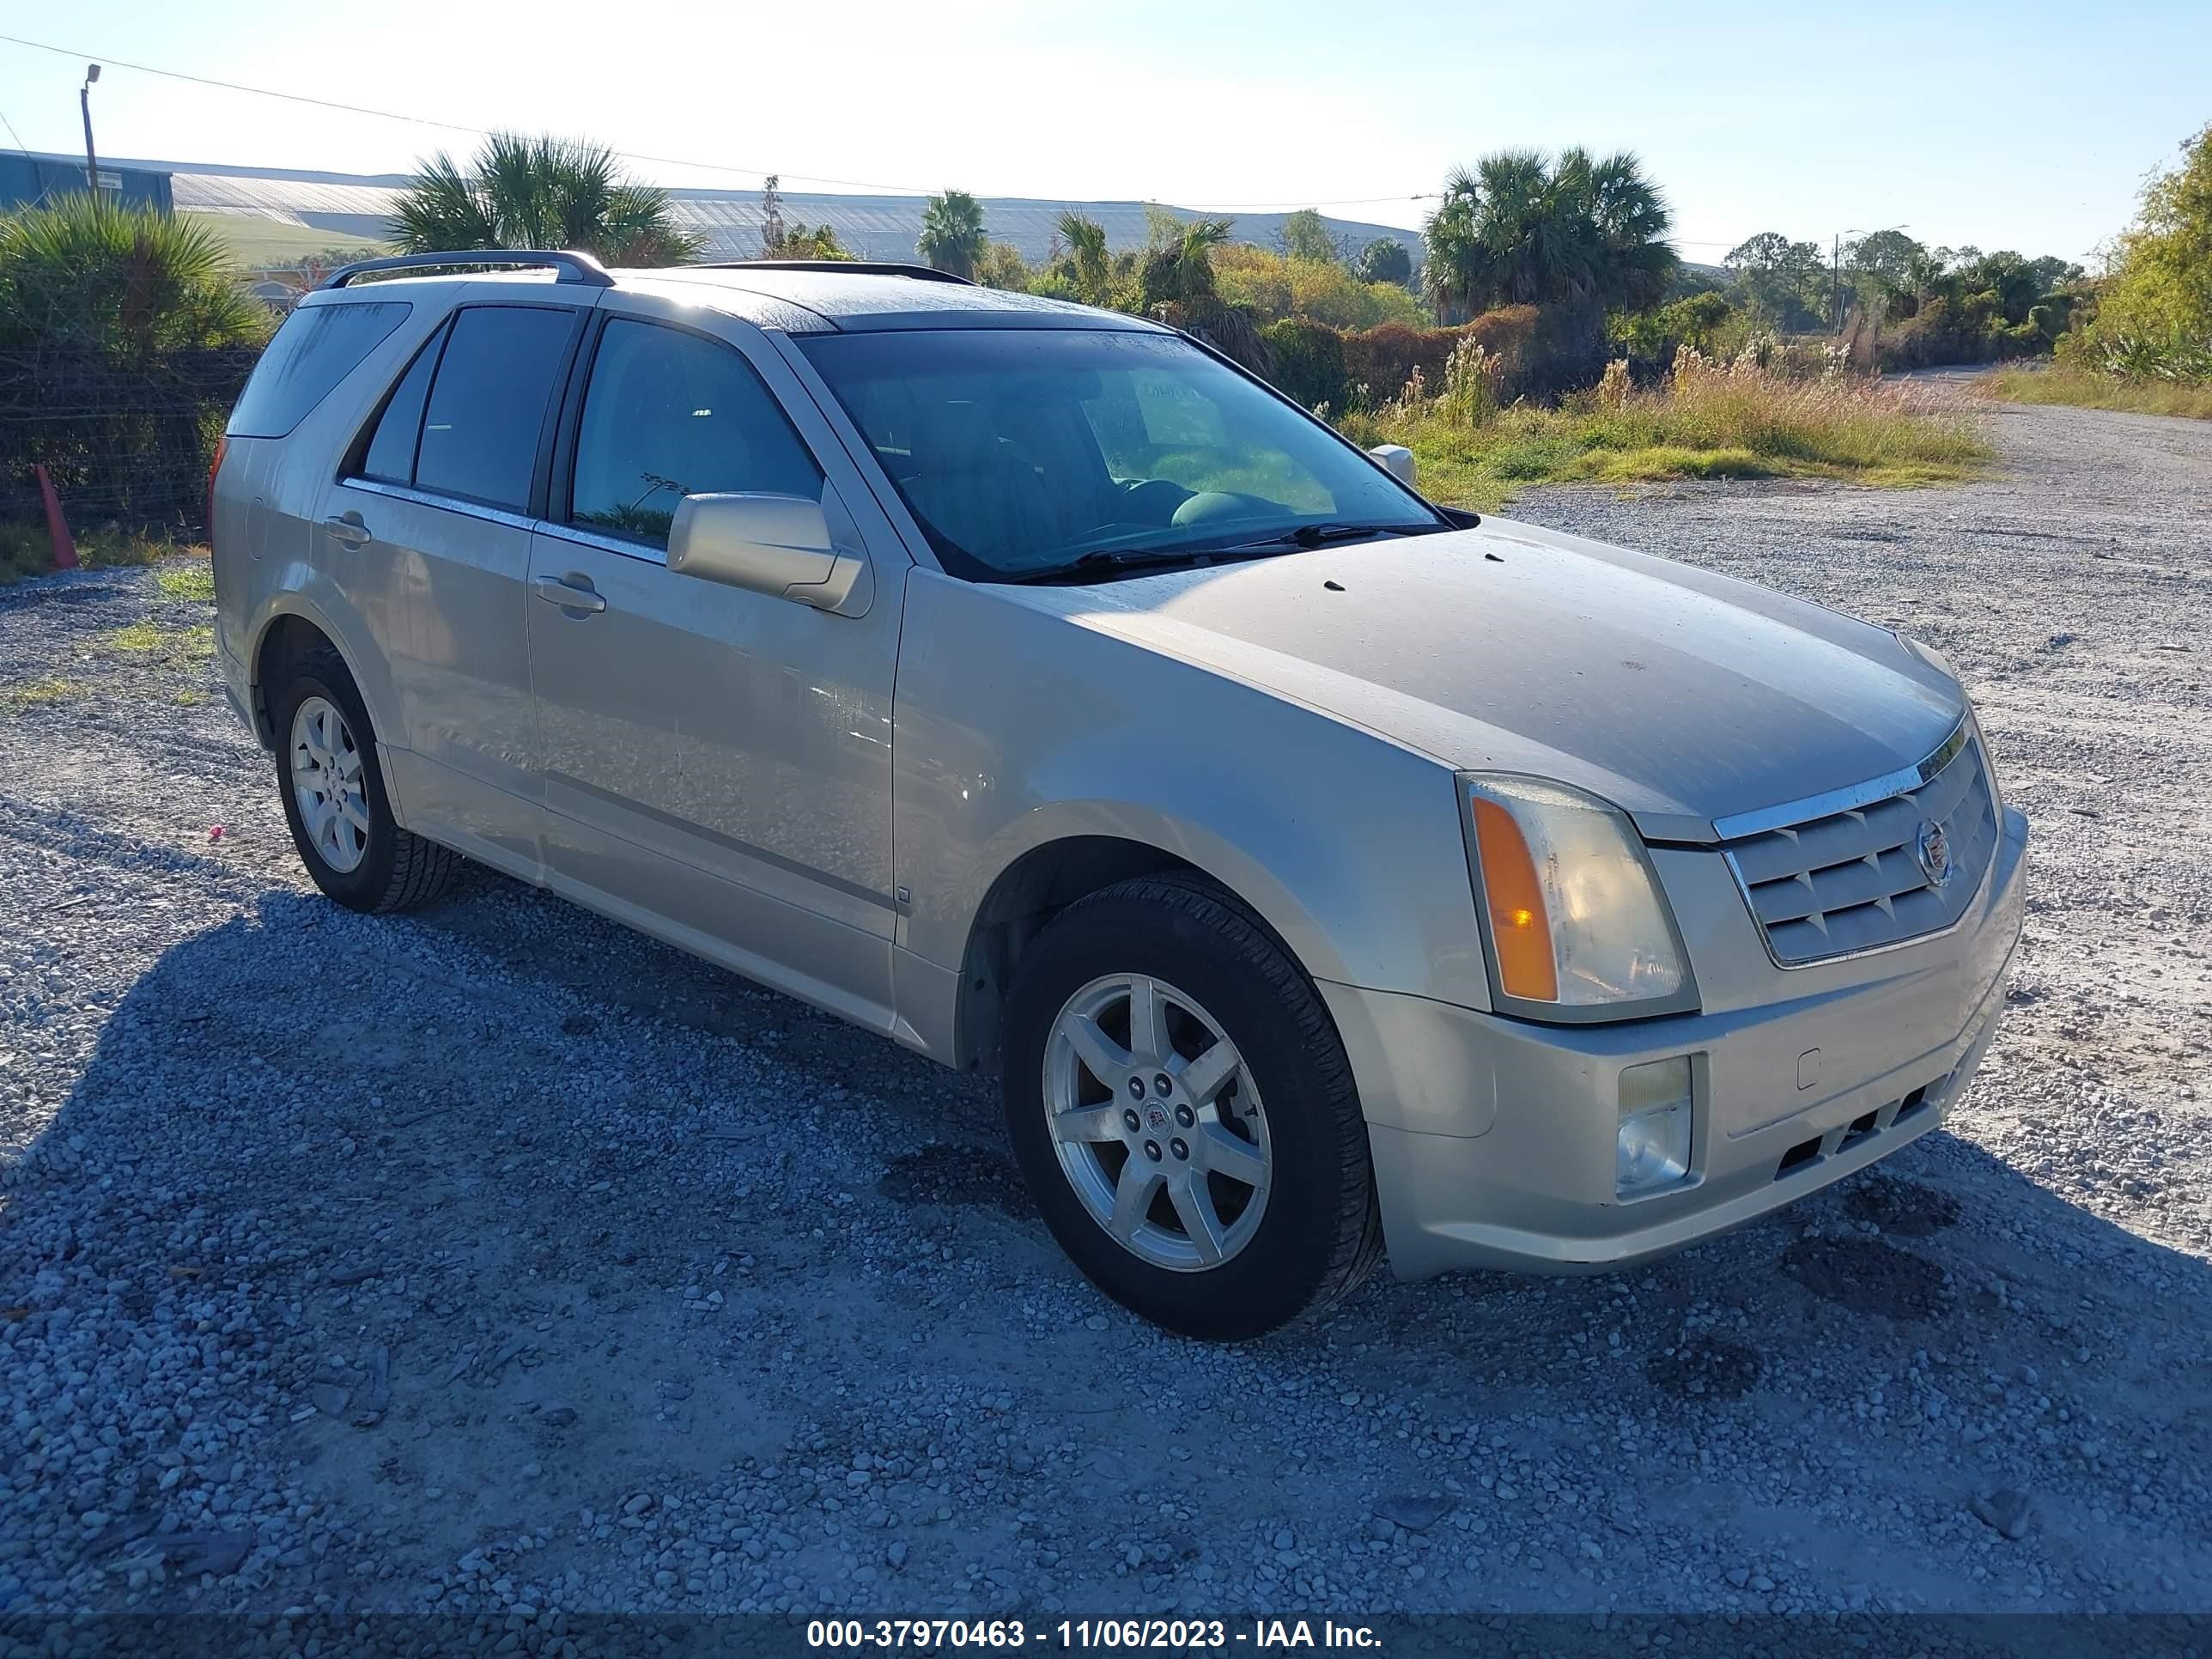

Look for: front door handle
[532,574,606,614]
[324,512,371,549]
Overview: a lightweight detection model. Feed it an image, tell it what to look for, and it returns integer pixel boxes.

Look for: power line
[0,100,33,158]
[0,30,1760,247]
[0,31,1461,216]
[0,32,959,196]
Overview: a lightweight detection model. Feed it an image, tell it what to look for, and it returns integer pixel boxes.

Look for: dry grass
[1341,346,1993,511]
[0,524,208,586]
[1980,364,2212,421]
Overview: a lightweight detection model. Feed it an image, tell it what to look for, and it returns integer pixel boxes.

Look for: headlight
[1461,775,1692,1018]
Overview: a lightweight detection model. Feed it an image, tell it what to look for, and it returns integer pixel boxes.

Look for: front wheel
[1000,875,1383,1339]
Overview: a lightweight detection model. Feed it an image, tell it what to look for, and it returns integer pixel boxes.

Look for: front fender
[893,571,1490,1015]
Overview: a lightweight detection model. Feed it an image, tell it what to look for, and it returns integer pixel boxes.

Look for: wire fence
[0,346,260,538]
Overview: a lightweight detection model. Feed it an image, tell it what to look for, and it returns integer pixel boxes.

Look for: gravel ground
[1,392,2208,1629]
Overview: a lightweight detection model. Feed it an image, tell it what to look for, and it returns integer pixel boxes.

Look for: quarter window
[569,319,822,550]
[357,323,445,486]
[227,300,410,439]
[412,306,576,512]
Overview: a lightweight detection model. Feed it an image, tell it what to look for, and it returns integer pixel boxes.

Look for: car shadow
[4,868,2207,1615]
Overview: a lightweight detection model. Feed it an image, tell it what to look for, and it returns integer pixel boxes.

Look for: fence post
[34,465,80,570]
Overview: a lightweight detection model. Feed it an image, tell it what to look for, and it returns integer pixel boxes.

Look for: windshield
[794,328,1439,580]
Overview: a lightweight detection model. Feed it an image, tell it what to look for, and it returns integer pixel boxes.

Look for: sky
[3,1,2206,265]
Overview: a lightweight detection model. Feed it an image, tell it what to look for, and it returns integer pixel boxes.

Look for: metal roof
[628,267,1164,332]
[136,159,1422,267]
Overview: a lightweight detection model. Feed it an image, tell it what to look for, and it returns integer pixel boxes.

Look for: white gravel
[1,391,2208,1626]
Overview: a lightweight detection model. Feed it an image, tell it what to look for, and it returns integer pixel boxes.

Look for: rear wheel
[1001,874,1382,1339]
[271,647,460,913]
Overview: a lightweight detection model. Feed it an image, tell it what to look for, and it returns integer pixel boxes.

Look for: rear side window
[568,319,822,550]
[227,301,411,438]
[413,307,576,512]
[358,324,447,485]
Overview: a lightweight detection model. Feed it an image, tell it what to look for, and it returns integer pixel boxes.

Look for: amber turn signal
[1471,797,1559,1002]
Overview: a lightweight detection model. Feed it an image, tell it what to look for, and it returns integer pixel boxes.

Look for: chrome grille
[1718,724,1996,966]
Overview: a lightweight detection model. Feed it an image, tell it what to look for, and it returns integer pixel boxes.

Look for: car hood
[997,515,1964,837]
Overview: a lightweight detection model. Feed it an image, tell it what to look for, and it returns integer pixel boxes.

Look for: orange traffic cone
[34,465,78,571]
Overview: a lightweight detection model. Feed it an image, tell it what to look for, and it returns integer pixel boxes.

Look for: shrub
[1337,349,1988,510]
[0,197,266,532]
[2093,122,2212,347]
[1212,244,1426,330]
[1260,319,1346,409]
[1334,303,1611,404]
[1613,291,1735,365]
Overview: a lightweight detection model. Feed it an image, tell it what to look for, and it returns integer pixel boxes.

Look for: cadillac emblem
[1915,819,1953,887]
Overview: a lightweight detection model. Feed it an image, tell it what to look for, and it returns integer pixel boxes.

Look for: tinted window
[796,328,1434,580]
[414,307,576,512]
[227,301,410,438]
[569,319,822,550]
[357,323,445,485]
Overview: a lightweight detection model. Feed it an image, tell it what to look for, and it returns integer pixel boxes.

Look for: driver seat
[903,400,1059,569]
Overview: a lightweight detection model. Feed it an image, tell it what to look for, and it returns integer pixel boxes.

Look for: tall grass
[1340,343,1991,510]
[0,521,198,586]
[1980,363,2212,421]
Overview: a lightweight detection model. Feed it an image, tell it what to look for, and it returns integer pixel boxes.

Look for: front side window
[411,306,576,512]
[796,328,1438,580]
[227,300,410,439]
[568,319,823,550]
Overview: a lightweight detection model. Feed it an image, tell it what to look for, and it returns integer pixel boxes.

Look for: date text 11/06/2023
[805,1619,1384,1650]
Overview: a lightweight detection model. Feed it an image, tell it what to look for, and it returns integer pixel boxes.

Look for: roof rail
[318,249,615,290]
[690,259,975,286]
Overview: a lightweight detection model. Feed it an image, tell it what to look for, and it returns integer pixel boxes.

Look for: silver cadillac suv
[210,250,2027,1338]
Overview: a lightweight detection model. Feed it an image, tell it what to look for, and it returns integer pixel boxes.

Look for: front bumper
[1325,805,2027,1280]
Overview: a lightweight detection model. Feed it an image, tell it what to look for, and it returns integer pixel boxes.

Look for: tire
[270,646,461,914]
[1000,873,1384,1340]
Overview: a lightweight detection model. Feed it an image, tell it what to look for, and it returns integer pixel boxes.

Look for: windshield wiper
[1227,520,1453,552]
[1005,547,1246,585]
[1005,520,1452,585]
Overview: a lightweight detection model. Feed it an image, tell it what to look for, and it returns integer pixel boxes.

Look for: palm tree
[918,190,988,280]
[0,196,266,530]
[1422,149,1677,320]
[390,133,700,267]
[1140,216,1233,308]
[0,194,264,356]
[1056,210,1111,304]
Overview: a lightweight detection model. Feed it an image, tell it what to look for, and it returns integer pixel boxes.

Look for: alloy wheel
[289,695,370,874]
[1042,973,1271,1271]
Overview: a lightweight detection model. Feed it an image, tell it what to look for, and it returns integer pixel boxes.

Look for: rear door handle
[532,574,606,614]
[324,513,371,549]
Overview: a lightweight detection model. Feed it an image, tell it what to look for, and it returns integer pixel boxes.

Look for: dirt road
[2,392,2207,1626]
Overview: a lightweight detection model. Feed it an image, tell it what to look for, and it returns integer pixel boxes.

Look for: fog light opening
[1617,1057,1694,1196]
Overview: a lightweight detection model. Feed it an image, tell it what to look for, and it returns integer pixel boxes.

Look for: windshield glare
[795,328,1437,580]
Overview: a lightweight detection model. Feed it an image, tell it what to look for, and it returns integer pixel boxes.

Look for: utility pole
[1830,234,1842,335]
[79,64,101,192]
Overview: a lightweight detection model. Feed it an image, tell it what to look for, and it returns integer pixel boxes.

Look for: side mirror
[1368,443,1416,488]
[667,489,871,615]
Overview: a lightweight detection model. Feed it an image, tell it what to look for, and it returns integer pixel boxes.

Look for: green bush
[1613,291,1735,364]
[0,196,267,532]
[1212,244,1426,330]
[1334,303,1610,404]
[1261,319,1346,409]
